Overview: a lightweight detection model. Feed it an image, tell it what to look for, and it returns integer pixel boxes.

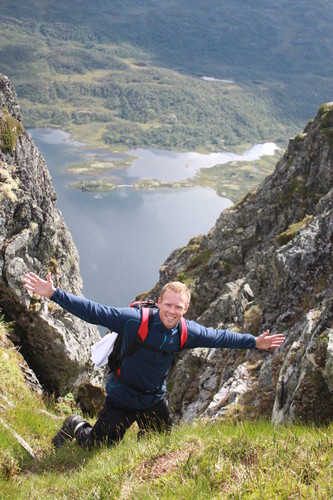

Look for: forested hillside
[0,1,332,151]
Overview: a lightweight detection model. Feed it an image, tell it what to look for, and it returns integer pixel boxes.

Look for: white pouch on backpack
[90,331,118,368]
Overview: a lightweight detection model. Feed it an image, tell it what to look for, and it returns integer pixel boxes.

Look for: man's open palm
[256,330,285,350]
[24,272,55,298]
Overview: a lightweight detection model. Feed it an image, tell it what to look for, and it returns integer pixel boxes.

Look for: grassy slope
[1,318,333,499]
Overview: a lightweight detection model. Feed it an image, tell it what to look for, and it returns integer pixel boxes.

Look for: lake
[28,128,276,322]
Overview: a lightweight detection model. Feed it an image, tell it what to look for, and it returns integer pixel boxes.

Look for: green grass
[276,215,313,247]
[1,316,333,499]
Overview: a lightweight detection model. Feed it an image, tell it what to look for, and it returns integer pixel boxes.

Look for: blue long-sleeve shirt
[51,288,256,409]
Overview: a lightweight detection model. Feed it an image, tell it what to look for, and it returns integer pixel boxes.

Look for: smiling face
[158,289,189,329]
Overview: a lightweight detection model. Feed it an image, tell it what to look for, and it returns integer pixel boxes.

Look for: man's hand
[24,272,56,299]
[256,330,285,350]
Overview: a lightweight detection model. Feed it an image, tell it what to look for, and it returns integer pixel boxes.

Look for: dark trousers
[76,396,172,448]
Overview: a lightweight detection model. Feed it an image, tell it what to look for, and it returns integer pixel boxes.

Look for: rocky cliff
[0,74,102,410]
[152,103,333,424]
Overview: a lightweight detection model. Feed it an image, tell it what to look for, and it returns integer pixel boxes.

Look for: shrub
[0,108,22,153]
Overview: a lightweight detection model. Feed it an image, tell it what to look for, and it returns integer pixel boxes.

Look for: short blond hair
[159,281,191,307]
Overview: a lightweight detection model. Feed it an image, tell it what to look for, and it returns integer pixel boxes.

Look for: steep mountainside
[0,75,102,411]
[1,74,333,425]
[150,103,333,424]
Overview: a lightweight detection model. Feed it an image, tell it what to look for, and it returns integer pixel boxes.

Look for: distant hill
[0,1,332,151]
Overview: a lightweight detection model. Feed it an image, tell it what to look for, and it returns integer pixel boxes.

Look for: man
[23,271,285,449]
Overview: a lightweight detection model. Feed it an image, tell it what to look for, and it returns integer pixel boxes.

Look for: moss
[0,108,22,153]
[187,235,204,250]
[232,188,257,209]
[0,182,18,202]
[0,314,13,346]
[318,105,333,146]
[321,126,333,147]
[321,127,333,146]
[288,176,307,197]
[276,214,312,246]
[313,276,327,294]
[279,176,319,205]
[244,305,263,335]
[322,109,333,127]
[300,293,316,314]
[48,258,60,276]
[318,103,332,116]
[0,166,20,202]
[185,251,212,272]
[178,250,212,283]
[46,301,58,315]
[222,260,232,274]
[177,270,189,284]
[293,133,305,146]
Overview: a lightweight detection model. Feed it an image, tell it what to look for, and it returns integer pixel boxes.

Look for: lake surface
[28,128,276,324]
[122,142,277,183]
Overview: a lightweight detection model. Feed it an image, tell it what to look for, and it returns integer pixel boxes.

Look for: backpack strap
[137,308,154,341]
[115,308,155,379]
[179,317,188,348]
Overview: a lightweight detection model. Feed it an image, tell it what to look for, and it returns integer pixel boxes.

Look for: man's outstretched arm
[23,271,126,330]
[24,272,55,298]
[255,330,285,350]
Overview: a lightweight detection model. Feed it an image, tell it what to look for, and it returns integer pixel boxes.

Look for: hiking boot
[52,414,88,448]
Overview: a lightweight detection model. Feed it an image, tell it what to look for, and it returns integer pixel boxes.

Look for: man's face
[158,290,189,329]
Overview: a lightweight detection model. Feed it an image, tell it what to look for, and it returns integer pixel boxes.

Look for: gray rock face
[0,74,101,399]
[158,103,333,424]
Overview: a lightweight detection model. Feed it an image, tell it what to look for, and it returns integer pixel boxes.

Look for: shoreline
[28,127,281,201]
